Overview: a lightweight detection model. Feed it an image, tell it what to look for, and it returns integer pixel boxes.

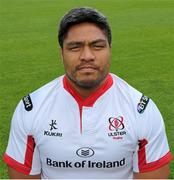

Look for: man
[3,7,172,179]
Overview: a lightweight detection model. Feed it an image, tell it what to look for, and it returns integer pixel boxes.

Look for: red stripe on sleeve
[138,139,173,172]
[24,135,35,169]
[3,135,35,175]
[3,153,31,174]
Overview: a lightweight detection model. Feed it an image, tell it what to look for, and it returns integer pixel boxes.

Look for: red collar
[63,74,113,107]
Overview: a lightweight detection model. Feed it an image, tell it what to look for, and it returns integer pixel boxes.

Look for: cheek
[63,55,76,72]
[98,52,110,67]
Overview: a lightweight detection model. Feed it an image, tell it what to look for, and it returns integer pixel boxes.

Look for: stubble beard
[66,70,109,90]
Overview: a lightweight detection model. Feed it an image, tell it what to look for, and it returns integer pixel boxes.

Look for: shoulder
[110,73,160,121]
[22,76,64,112]
[13,76,64,133]
[110,73,146,109]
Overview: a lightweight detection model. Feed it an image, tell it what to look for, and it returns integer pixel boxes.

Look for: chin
[76,77,103,89]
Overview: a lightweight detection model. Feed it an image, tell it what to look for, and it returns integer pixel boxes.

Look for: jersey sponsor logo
[49,120,58,131]
[44,131,62,137]
[76,147,95,158]
[46,157,125,169]
[137,94,149,114]
[22,94,33,111]
[44,120,62,137]
[108,116,126,140]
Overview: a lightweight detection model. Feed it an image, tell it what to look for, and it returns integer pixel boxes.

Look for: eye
[92,43,106,50]
[66,43,83,52]
[67,46,80,51]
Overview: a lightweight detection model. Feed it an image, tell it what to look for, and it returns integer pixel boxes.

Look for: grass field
[0,0,174,178]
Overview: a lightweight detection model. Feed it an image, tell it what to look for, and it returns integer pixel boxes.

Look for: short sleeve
[133,99,172,173]
[3,100,41,175]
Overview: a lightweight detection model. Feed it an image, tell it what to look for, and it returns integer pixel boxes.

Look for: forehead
[64,22,107,43]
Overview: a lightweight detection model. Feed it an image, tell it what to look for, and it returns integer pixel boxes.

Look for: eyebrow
[65,39,107,47]
[90,39,107,45]
[66,41,83,47]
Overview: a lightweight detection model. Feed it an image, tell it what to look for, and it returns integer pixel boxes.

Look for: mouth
[77,64,98,70]
[77,66,98,73]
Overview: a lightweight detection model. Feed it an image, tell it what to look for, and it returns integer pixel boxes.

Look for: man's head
[58,7,112,90]
[58,7,112,48]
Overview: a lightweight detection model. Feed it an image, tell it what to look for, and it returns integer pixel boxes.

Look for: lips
[78,66,97,70]
[76,66,98,73]
[77,64,98,71]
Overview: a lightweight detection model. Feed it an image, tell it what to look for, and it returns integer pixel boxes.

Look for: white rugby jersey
[3,73,172,179]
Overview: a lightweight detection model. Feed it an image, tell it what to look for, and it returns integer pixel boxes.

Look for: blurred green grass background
[0,0,173,178]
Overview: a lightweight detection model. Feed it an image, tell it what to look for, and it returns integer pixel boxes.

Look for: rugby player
[3,7,172,179]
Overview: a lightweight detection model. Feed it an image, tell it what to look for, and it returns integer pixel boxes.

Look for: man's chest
[33,99,138,171]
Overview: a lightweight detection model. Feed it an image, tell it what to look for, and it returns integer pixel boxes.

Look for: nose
[80,46,95,62]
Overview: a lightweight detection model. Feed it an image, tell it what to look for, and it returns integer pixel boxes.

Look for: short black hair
[58,7,112,48]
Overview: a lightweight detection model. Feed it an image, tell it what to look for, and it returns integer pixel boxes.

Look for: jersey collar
[63,73,113,107]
